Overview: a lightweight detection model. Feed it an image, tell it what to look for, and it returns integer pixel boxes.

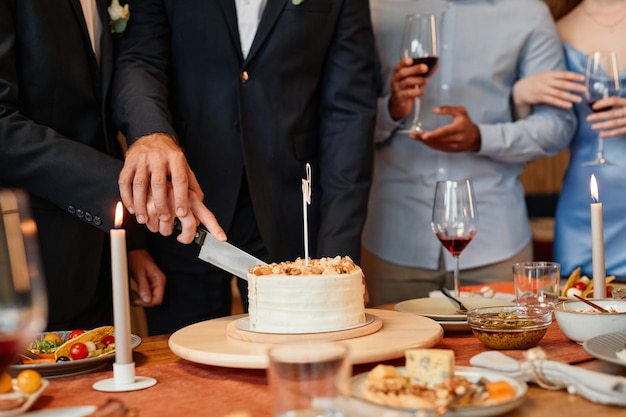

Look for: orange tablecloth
[28,281,602,416]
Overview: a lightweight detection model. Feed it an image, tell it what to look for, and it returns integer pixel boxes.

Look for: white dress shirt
[362,0,577,270]
[235,0,266,59]
[80,0,102,62]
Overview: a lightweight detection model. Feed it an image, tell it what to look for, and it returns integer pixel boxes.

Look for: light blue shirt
[362,0,576,271]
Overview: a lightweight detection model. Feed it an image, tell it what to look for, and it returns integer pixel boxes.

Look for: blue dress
[554,43,626,282]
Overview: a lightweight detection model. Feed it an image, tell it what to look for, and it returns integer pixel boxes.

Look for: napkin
[470,348,626,406]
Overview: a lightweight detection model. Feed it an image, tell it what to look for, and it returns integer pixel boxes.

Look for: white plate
[350,366,527,417]
[9,331,141,379]
[234,313,375,334]
[395,297,515,321]
[0,379,49,417]
[21,406,97,417]
[438,320,471,332]
[583,331,626,367]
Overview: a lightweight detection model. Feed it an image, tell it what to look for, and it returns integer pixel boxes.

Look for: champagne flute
[583,50,621,166]
[431,180,478,297]
[399,13,439,134]
[0,189,47,374]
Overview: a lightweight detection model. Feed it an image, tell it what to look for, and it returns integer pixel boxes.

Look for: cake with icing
[247,256,366,333]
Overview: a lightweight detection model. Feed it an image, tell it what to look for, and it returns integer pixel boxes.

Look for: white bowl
[553,299,626,344]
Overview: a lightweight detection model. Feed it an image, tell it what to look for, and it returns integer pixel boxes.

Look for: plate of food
[395,297,515,321]
[350,364,527,417]
[560,267,615,299]
[9,327,141,379]
[0,372,49,417]
[583,331,626,367]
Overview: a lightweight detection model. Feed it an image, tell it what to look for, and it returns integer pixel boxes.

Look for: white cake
[247,256,366,333]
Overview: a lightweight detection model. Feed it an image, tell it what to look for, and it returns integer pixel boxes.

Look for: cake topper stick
[302,163,312,266]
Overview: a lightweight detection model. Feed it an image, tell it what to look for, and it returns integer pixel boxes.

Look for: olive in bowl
[553,299,626,344]
[467,306,552,350]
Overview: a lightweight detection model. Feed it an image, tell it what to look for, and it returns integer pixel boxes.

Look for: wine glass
[0,189,47,374]
[583,50,621,166]
[431,180,478,297]
[399,13,439,134]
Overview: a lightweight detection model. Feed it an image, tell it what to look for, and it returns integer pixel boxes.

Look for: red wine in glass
[411,56,439,77]
[431,180,478,297]
[0,335,19,374]
[435,231,477,257]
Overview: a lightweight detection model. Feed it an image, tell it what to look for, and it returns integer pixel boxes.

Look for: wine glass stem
[411,97,422,129]
[453,255,460,298]
[597,134,605,161]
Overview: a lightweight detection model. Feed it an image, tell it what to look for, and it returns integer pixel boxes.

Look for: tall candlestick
[111,202,133,366]
[590,175,606,298]
[93,201,157,391]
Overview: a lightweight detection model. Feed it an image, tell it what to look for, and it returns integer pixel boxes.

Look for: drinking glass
[431,180,478,297]
[0,189,47,374]
[399,13,439,134]
[583,50,621,166]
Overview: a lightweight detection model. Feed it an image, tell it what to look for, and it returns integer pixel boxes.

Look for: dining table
[25,283,626,417]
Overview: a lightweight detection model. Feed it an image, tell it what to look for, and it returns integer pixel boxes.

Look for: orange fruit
[16,369,41,393]
[0,372,12,393]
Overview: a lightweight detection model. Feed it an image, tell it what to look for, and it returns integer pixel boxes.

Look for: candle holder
[93,362,157,392]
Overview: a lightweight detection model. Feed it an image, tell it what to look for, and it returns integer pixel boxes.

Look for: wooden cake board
[168,308,443,369]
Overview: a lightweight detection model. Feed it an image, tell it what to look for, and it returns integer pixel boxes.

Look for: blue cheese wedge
[405,348,455,387]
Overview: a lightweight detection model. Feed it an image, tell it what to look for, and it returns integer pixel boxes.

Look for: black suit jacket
[0,0,130,328]
[114,0,377,262]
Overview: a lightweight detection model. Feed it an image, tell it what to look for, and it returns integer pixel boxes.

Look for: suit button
[85,212,93,222]
[76,209,84,218]
[68,205,76,214]
[93,216,102,226]
[240,71,249,83]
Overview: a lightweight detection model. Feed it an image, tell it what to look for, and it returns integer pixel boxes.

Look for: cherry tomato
[573,282,587,291]
[68,329,85,340]
[69,342,88,360]
[101,335,115,347]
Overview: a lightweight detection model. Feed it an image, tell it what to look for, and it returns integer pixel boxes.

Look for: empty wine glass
[583,50,621,166]
[399,13,439,135]
[431,180,478,297]
[0,189,47,374]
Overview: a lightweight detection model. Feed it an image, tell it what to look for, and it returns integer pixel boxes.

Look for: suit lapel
[218,0,244,61]
[245,0,288,63]
[98,0,112,91]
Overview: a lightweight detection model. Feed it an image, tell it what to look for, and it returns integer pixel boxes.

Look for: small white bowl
[553,299,626,344]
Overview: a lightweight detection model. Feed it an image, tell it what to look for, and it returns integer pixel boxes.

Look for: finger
[131,161,150,224]
[149,158,172,222]
[118,164,136,214]
[147,273,166,306]
[169,153,190,218]
[175,214,199,244]
[134,272,154,305]
[190,201,227,241]
[158,218,175,237]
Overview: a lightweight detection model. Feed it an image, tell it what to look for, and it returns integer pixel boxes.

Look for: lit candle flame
[114,201,124,228]
[590,174,599,204]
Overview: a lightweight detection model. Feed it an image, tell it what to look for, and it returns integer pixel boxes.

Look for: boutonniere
[108,0,130,35]
[292,0,304,5]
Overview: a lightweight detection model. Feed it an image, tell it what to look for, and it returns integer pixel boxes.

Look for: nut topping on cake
[249,256,359,276]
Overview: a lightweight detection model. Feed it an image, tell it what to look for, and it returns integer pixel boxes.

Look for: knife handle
[173,218,208,246]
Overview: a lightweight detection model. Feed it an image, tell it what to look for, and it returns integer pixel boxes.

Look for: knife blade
[174,220,266,280]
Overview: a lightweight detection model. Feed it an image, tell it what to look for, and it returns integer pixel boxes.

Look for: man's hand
[413,106,481,152]
[388,58,432,121]
[120,133,226,243]
[128,249,166,307]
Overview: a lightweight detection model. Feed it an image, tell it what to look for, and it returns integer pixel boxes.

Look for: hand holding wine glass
[0,189,47,374]
[583,50,621,166]
[399,13,439,135]
[431,180,478,297]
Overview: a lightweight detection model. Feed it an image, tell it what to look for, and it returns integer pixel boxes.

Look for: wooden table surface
[26,303,626,416]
